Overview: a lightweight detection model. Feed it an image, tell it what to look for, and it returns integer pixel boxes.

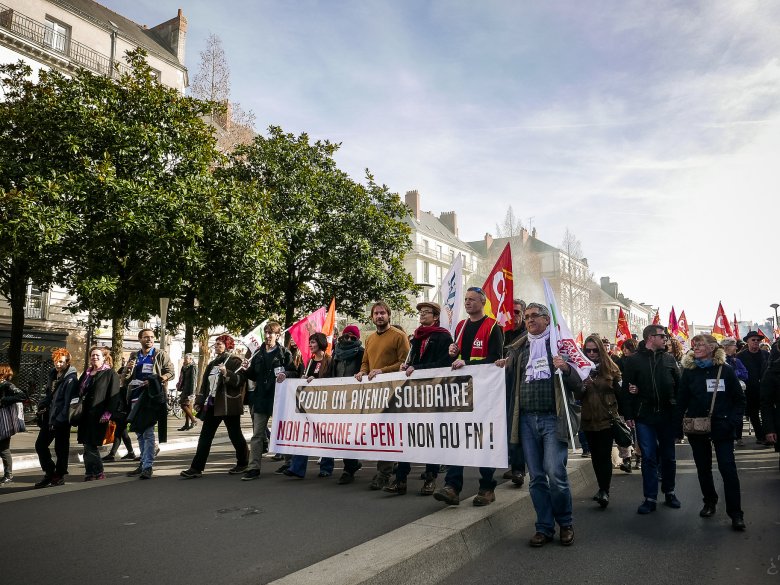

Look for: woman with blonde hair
[580,335,623,508]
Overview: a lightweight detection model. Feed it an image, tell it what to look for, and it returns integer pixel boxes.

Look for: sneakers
[34,474,53,489]
[121,453,136,460]
[49,474,65,487]
[637,499,657,514]
[0,474,13,485]
[180,468,202,479]
[473,489,495,506]
[241,469,261,481]
[369,473,391,491]
[139,468,153,480]
[699,504,716,517]
[274,464,290,475]
[529,532,553,547]
[127,466,144,477]
[419,473,437,496]
[102,454,116,462]
[664,493,681,509]
[337,472,355,485]
[94,472,106,480]
[228,464,248,475]
[383,480,407,495]
[433,484,460,506]
[559,525,574,546]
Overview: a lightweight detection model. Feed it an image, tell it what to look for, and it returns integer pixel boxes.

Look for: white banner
[439,254,464,336]
[543,278,593,381]
[270,364,508,468]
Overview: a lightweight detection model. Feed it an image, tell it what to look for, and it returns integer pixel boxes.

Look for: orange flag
[677,311,690,342]
[615,308,632,349]
[481,243,514,331]
[652,310,661,325]
[323,297,337,355]
[712,302,734,340]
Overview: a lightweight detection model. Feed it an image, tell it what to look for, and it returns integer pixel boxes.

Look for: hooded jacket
[245,343,298,415]
[41,366,79,427]
[676,348,745,441]
[621,341,680,424]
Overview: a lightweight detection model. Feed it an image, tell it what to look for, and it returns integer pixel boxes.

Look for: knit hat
[342,325,360,339]
[215,334,235,350]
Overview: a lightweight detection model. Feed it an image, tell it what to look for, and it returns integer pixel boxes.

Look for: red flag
[677,311,690,341]
[323,298,337,355]
[652,310,661,325]
[288,307,327,365]
[668,307,679,337]
[576,331,584,348]
[615,308,632,349]
[758,328,771,343]
[712,302,734,340]
[733,314,740,340]
[481,243,514,331]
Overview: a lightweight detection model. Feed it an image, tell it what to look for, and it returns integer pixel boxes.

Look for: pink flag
[288,307,327,365]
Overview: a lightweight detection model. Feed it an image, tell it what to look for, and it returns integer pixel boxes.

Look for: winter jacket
[726,355,748,383]
[676,348,745,442]
[245,344,297,415]
[0,380,26,406]
[177,363,198,398]
[621,342,680,424]
[408,330,454,370]
[759,344,780,438]
[580,369,622,432]
[196,352,246,417]
[39,366,79,427]
[331,347,364,378]
[76,368,120,446]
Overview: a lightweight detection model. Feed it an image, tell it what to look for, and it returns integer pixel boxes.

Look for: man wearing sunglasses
[622,324,681,514]
[504,299,527,347]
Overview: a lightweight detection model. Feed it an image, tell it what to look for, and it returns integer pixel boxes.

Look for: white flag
[542,278,593,381]
[439,254,464,336]
[241,319,269,354]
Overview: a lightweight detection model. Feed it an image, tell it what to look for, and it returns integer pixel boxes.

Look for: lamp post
[771,303,779,340]
[159,297,170,353]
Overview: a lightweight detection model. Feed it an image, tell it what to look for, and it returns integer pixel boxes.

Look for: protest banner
[269,364,508,468]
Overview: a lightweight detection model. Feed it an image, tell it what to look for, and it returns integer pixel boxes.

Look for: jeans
[248,410,270,471]
[635,420,677,500]
[688,435,742,518]
[35,424,71,476]
[82,442,103,476]
[190,412,248,472]
[584,429,614,492]
[288,455,335,477]
[395,462,440,482]
[520,413,572,535]
[137,426,156,470]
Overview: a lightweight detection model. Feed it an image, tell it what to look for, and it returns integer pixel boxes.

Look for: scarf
[525,327,552,382]
[208,353,229,397]
[334,338,363,361]
[694,358,714,368]
[80,363,109,393]
[414,325,451,356]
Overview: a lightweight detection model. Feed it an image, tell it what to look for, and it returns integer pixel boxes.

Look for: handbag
[0,404,18,440]
[682,366,722,436]
[68,394,84,426]
[597,388,632,448]
[102,420,117,446]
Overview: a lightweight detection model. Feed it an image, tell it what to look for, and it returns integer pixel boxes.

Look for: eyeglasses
[650,333,668,339]
[584,348,599,354]
[418,310,434,316]
[523,313,545,321]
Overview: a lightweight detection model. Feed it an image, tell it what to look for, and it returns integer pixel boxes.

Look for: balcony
[0,4,131,77]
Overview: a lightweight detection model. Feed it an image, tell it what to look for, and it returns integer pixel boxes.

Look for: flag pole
[557,368,577,451]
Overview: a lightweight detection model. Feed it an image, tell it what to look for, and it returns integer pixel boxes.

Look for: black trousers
[190,412,248,472]
[108,420,134,456]
[35,424,72,476]
[584,428,614,492]
[688,435,742,518]
[742,388,763,440]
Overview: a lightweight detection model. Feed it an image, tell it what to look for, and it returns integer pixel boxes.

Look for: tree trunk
[184,291,195,353]
[111,316,124,370]
[198,328,210,381]
[7,271,27,380]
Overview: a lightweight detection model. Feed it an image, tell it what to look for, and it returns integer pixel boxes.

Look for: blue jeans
[520,413,572,535]
[137,426,156,470]
[288,455,335,477]
[635,420,677,500]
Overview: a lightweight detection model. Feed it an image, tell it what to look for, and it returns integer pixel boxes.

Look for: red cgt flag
[733,314,740,340]
[668,307,679,337]
[482,243,514,331]
[652,310,661,325]
[758,328,771,343]
[712,302,734,340]
[677,310,690,341]
[615,308,632,349]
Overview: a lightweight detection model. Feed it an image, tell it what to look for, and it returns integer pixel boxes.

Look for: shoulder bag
[682,366,722,435]
[597,385,632,448]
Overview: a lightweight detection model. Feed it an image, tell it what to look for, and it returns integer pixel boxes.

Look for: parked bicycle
[166,388,182,419]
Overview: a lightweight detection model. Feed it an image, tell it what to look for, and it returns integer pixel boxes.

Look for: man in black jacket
[623,324,681,514]
[384,301,454,496]
[737,331,770,445]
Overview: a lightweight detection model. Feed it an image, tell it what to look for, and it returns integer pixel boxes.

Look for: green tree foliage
[225,126,416,326]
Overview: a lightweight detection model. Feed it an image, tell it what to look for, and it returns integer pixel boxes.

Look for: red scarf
[414,325,451,356]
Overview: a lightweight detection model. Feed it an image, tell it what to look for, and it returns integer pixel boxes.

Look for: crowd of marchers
[2,291,780,548]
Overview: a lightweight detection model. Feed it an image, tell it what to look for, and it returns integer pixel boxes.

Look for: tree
[224,126,416,326]
[558,227,594,334]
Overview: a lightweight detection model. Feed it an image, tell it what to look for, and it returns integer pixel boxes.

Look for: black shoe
[274,464,290,475]
[282,469,304,479]
[177,425,189,431]
[121,453,136,460]
[241,469,261,481]
[337,472,355,485]
[34,475,53,489]
[664,493,681,509]
[49,474,65,487]
[127,466,143,477]
[619,460,632,474]
[596,490,609,509]
[270,454,284,462]
[180,468,202,479]
[699,504,716,517]
[419,473,437,496]
[731,515,746,531]
[102,454,116,462]
[189,421,198,430]
[228,464,248,475]
[139,468,152,480]
[511,471,525,487]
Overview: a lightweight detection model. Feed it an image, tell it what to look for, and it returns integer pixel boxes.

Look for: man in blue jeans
[506,303,583,547]
[622,324,681,514]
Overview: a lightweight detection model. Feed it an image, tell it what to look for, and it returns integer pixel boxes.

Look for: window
[25,283,46,319]
[44,16,70,54]
[423,261,430,283]
[422,239,429,254]
[150,67,162,82]
[436,244,443,259]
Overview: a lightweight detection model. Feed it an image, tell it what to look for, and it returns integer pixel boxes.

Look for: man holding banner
[434,286,504,507]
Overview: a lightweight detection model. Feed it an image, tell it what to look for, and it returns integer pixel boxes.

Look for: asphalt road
[0,443,494,585]
[439,443,780,585]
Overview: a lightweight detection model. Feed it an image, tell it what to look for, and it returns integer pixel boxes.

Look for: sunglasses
[584,348,599,354]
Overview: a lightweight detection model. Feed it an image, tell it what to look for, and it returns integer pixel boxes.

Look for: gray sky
[101,0,780,328]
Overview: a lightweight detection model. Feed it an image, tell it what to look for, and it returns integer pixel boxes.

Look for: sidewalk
[4,412,256,472]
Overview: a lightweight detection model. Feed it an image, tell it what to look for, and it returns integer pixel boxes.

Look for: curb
[265,459,596,585]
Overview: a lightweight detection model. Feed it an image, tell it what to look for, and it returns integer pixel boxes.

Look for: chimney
[150,8,188,64]
[484,233,493,252]
[214,99,232,130]
[521,227,529,245]
[439,211,458,236]
[405,190,420,220]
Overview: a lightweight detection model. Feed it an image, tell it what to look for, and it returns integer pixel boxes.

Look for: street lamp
[159,297,169,353]
[771,303,779,339]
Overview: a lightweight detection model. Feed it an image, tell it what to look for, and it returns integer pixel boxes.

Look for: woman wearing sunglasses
[580,335,623,508]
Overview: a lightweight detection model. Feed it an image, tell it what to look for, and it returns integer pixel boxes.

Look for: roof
[466,234,558,258]
[405,211,479,255]
[51,0,183,67]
